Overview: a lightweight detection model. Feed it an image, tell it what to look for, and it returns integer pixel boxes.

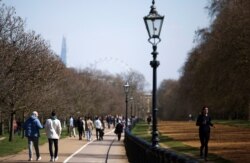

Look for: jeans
[78,128,85,140]
[69,126,76,137]
[96,128,101,140]
[117,133,122,141]
[48,139,58,159]
[28,137,40,159]
[86,130,92,141]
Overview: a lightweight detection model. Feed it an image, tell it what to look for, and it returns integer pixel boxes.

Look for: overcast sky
[3,0,211,89]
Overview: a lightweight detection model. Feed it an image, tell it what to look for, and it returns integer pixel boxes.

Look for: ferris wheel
[88,57,133,74]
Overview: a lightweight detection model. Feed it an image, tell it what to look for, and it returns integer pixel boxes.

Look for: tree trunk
[22,110,25,138]
[8,111,15,142]
[248,101,250,121]
[0,111,2,135]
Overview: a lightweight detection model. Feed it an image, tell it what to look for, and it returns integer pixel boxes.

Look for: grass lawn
[214,120,250,128]
[131,122,197,157]
[0,128,68,157]
[131,121,231,163]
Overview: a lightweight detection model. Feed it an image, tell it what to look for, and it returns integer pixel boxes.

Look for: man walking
[94,117,102,140]
[115,120,123,141]
[23,111,43,161]
[45,111,62,162]
[85,116,94,141]
[76,117,85,140]
[69,116,76,137]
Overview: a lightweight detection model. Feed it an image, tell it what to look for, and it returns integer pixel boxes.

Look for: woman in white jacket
[45,111,62,162]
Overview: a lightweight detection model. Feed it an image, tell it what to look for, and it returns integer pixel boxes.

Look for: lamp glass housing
[144,9,164,45]
[123,82,130,94]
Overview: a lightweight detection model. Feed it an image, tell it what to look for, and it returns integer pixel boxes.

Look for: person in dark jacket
[114,120,123,141]
[76,117,84,140]
[196,106,215,161]
[23,111,43,161]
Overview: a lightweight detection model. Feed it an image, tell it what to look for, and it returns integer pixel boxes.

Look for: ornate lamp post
[123,82,130,130]
[144,0,164,148]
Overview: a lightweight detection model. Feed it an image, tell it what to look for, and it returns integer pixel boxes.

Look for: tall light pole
[130,97,133,118]
[123,82,130,131]
[144,0,164,148]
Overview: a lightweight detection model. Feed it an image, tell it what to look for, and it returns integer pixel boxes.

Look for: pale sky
[3,0,210,89]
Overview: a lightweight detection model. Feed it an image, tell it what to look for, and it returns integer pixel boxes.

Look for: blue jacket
[23,115,43,137]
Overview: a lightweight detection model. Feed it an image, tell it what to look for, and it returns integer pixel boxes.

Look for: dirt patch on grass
[0,137,5,141]
[158,121,250,162]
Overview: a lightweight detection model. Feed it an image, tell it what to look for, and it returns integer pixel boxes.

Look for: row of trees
[0,2,148,141]
[158,0,250,120]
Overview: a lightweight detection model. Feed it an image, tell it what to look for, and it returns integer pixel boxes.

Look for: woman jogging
[196,106,215,161]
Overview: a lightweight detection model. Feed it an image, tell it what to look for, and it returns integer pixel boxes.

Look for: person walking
[23,111,43,161]
[45,111,62,162]
[94,117,102,141]
[196,106,215,161]
[114,120,123,141]
[76,117,85,140]
[99,116,105,140]
[147,115,151,125]
[69,116,76,137]
[85,116,94,141]
[106,115,111,129]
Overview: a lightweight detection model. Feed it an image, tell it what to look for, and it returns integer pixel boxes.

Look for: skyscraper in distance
[61,36,67,66]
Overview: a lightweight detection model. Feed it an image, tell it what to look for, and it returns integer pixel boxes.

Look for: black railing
[124,120,198,163]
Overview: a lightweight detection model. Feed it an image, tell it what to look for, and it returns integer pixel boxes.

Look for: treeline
[158,0,250,120]
[0,2,147,140]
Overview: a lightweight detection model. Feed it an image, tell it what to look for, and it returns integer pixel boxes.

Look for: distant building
[60,36,67,66]
[144,92,152,114]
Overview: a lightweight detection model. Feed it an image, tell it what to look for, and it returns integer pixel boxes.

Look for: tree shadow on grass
[159,135,232,163]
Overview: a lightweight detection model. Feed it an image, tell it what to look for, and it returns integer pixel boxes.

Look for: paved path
[0,128,128,163]
[65,130,128,163]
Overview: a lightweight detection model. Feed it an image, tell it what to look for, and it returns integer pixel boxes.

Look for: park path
[0,128,128,163]
[65,129,128,163]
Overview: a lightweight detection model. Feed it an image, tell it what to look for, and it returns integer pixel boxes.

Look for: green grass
[159,134,230,163]
[0,134,30,156]
[214,120,250,128]
[131,122,151,142]
[0,128,68,157]
[131,122,231,163]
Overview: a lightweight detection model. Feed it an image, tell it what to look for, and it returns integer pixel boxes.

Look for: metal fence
[124,121,198,163]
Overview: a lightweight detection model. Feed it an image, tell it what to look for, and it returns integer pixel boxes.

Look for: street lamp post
[130,97,133,118]
[144,0,164,148]
[123,82,130,131]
